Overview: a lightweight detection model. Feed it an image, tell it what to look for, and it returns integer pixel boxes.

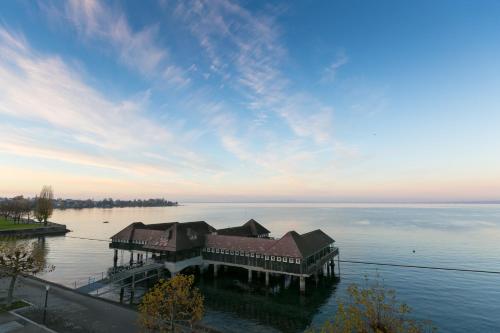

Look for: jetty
[103,219,339,294]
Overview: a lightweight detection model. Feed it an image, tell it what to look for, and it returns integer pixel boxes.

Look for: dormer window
[271,256,275,261]
[250,253,255,258]
[296,258,301,264]
[283,257,287,263]
[265,255,269,260]
[277,257,282,262]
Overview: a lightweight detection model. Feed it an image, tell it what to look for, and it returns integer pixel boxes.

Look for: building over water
[110,219,339,293]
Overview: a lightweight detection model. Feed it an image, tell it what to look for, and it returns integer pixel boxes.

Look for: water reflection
[197,266,339,333]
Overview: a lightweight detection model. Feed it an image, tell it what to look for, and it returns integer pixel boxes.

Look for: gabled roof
[111,222,147,240]
[111,221,216,252]
[145,221,216,252]
[297,229,335,257]
[265,231,304,258]
[217,219,270,237]
[244,219,271,235]
[205,234,275,253]
[206,229,334,259]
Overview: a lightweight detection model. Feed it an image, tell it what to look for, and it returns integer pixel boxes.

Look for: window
[289,258,294,263]
[256,254,261,258]
[216,248,220,253]
[230,250,234,255]
[296,258,301,264]
[277,257,282,262]
[265,255,269,260]
[271,256,275,261]
[235,251,239,255]
[225,249,229,254]
[250,253,255,258]
[246,252,250,257]
[283,257,287,263]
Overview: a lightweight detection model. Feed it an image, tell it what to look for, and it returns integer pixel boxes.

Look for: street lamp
[43,285,50,325]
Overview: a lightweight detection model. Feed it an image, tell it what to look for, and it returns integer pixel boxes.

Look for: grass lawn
[0,300,31,313]
[0,217,43,231]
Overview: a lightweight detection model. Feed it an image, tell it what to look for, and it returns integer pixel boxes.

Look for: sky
[1,0,500,202]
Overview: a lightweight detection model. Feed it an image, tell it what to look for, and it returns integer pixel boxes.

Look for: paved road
[0,277,139,333]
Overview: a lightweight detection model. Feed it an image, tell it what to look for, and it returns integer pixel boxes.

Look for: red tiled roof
[206,229,334,258]
[205,234,275,253]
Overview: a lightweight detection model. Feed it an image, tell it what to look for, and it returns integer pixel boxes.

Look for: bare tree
[0,239,54,306]
[35,186,54,226]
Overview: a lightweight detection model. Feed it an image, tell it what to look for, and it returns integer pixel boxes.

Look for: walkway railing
[72,259,163,292]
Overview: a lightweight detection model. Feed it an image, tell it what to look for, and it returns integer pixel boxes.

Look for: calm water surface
[38,203,500,332]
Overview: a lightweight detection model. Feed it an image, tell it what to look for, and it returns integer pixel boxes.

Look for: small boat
[103,221,109,224]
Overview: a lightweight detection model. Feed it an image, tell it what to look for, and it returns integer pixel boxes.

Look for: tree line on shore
[0,188,178,222]
[0,186,54,225]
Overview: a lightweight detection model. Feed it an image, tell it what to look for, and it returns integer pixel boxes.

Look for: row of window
[112,238,146,245]
[203,247,301,264]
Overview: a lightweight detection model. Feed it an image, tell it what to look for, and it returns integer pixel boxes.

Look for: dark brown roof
[145,221,215,252]
[111,221,216,252]
[217,219,270,237]
[206,229,334,258]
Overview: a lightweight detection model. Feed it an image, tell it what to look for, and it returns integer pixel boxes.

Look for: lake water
[37,203,500,332]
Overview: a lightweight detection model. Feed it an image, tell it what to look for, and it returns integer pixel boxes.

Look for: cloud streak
[0,26,218,182]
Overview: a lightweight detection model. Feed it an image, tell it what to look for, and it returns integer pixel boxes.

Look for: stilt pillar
[213,264,218,278]
[265,271,269,287]
[248,269,252,283]
[119,287,124,303]
[300,276,306,294]
[130,273,135,305]
[314,271,319,285]
[129,251,134,265]
[113,249,118,269]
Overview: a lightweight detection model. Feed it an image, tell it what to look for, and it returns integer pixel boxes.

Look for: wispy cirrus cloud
[321,50,349,83]
[0,26,217,179]
[174,0,336,146]
[41,0,190,86]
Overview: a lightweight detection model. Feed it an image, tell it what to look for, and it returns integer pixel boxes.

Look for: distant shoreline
[178,201,500,205]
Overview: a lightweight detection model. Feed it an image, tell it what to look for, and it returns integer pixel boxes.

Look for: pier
[103,219,340,294]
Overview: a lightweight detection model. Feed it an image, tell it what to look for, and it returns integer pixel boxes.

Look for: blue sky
[1,0,500,201]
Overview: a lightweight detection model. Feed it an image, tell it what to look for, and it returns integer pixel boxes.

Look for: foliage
[313,278,436,333]
[0,238,54,306]
[35,186,54,225]
[139,274,204,332]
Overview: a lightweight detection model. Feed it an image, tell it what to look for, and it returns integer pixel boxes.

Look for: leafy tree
[313,278,435,333]
[35,186,54,226]
[139,274,204,332]
[0,239,54,306]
